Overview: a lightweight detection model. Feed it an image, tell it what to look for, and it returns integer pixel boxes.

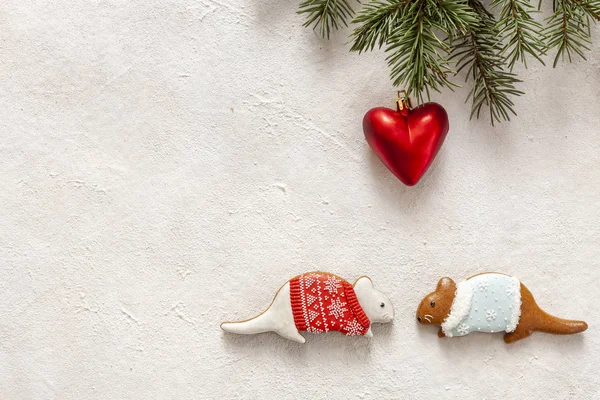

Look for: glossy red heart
[363,103,449,186]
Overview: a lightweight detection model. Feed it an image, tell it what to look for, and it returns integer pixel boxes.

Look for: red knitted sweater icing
[289,273,370,336]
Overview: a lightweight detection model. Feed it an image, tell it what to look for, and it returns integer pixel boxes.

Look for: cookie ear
[354,276,374,290]
[436,277,456,292]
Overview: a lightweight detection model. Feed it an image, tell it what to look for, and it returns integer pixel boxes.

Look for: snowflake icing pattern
[327,298,348,320]
[478,281,489,292]
[456,323,470,335]
[324,275,342,294]
[485,310,497,321]
[345,319,364,336]
[506,287,516,297]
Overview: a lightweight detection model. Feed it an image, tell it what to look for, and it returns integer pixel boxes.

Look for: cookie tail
[534,310,588,335]
[220,310,275,335]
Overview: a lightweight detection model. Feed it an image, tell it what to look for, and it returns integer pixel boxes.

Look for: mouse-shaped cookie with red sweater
[221,272,394,343]
[416,272,587,343]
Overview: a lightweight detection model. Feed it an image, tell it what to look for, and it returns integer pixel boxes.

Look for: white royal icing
[441,280,472,337]
[442,274,521,337]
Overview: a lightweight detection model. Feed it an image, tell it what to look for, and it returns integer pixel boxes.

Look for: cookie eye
[430,301,436,307]
[380,302,385,308]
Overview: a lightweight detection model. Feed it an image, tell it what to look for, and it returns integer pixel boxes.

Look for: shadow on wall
[253,0,294,22]
[413,313,588,356]
[366,148,446,209]
[221,322,394,361]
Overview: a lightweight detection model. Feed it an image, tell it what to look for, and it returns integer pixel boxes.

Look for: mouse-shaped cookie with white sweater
[416,272,587,343]
[221,272,394,343]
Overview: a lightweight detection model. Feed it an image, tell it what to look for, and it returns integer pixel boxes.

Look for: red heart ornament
[363,99,449,186]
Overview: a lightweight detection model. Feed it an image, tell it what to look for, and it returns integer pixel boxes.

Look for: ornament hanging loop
[396,90,412,116]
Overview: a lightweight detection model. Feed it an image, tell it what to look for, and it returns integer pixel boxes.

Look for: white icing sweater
[441,274,522,337]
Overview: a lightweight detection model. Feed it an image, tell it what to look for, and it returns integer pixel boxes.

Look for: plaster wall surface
[0,1,599,399]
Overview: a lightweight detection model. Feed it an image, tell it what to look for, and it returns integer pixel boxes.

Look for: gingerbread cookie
[416,273,587,343]
[221,272,394,343]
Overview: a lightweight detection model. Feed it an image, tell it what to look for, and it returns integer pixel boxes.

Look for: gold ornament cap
[396,90,412,112]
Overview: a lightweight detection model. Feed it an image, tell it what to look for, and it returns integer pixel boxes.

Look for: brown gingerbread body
[416,273,587,343]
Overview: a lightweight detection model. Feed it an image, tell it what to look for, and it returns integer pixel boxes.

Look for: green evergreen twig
[298,0,357,39]
[451,22,524,125]
[384,1,456,102]
[492,0,547,69]
[350,1,407,53]
[544,0,600,67]
[352,0,480,102]
[296,0,598,124]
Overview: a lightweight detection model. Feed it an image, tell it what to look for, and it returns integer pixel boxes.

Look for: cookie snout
[417,309,433,324]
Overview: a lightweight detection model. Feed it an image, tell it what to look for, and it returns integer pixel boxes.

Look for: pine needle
[296,0,598,124]
[544,0,600,67]
[492,0,547,69]
[450,2,524,125]
[350,1,407,53]
[298,0,357,39]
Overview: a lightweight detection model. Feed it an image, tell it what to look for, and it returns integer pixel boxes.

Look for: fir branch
[428,0,480,35]
[350,1,407,52]
[451,8,524,125]
[492,0,546,69]
[567,0,600,21]
[298,0,357,39]
[295,0,598,124]
[351,0,478,53]
[544,0,598,66]
[467,0,495,19]
[352,0,479,102]
[385,1,456,102]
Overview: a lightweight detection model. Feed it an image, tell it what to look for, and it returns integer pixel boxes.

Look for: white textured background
[0,1,599,399]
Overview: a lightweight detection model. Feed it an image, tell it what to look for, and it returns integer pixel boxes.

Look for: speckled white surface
[0,1,599,399]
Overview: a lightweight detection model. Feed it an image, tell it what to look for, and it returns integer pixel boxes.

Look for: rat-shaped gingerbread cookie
[416,273,587,343]
[221,272,394,343]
